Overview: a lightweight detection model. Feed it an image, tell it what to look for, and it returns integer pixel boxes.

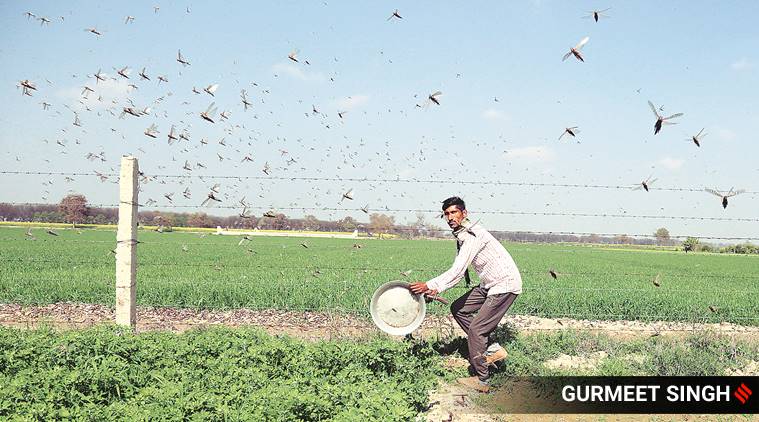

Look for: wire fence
[2,170,758,194]
[4,201,759,223]
[3,228,759,242]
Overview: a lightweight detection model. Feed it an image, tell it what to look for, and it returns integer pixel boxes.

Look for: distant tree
[369,213,395,234]
[90,214,108,225]
[88,207,117,225]
[152,214,175,230]
[303,215,320,231]
[724,243,758,255]
[585,234,601,244]
[173,213,188,227]
[337,216,358,232]
[272,213,288,230]
[290,219,307,230]
[654,227,671,246]
[682,237,700,253]
[59,194,89,226]
[0,203,14,221]
[410,212,429,237]
[238,215,257,229]
[33,211,64,223]
[256,216,271,230]
[187,212,213,228]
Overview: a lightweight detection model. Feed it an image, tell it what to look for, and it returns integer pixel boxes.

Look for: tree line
[0,195,756,253]
[0,195,410,236]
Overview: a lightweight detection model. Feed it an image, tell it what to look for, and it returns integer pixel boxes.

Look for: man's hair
[441,196,466,211]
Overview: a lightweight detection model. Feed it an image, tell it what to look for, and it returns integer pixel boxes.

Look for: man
[410,196,522,393]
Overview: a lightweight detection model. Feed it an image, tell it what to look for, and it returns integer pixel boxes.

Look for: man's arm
[424,234,480,294]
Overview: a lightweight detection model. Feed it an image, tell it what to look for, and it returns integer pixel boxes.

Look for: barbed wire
[2,170,757,194]
[3,226,759,241]
[0,238,118,243]
[147,205,759,223]
[3,201,758,223]
[0,171,117,178]
[199,229,759,241]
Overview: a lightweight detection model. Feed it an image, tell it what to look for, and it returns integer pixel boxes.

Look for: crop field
[1,226,757,326]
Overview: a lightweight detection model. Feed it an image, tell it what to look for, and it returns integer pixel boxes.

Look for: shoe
[457,376,490,393]
[485,347,508,366]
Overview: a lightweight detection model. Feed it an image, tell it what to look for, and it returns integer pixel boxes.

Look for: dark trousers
[450,286,518,381]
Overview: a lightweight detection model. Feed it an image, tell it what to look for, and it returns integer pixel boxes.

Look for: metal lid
[369,280,426,336]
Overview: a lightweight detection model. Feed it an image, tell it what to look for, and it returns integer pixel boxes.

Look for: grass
[436,324,758,381]
[485,325,758,377]
[1,226,757,325]
[442,326,759,415]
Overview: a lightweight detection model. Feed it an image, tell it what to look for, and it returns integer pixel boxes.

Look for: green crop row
[1,227,757,325]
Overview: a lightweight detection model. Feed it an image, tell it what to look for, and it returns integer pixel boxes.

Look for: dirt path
[422,380,735,422]
[1,303,757,342]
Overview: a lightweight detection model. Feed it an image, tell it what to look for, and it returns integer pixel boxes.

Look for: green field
[1,226,757,325]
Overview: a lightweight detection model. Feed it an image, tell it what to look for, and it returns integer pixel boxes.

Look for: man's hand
[408,282,429,295]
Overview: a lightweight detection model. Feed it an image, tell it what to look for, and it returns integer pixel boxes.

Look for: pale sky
[1,1,757,240]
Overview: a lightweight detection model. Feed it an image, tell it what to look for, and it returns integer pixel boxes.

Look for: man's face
[443,205,467,230]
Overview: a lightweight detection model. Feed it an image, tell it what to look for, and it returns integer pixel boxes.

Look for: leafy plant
[0,326,443,421]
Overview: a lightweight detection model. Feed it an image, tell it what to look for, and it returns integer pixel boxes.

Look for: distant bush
[719,243,759,255]
[682,237,700,253]
[32,211,64,223]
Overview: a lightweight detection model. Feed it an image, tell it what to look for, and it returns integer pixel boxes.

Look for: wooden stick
[426,294,449,305]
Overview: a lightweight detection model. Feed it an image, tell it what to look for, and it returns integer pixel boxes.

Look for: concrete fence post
[116,156,139,328]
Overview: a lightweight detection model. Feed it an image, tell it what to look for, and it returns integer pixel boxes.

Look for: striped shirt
[426,222,522,296]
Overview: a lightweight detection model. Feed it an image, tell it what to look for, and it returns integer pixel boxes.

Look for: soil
[543,351,609,372]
